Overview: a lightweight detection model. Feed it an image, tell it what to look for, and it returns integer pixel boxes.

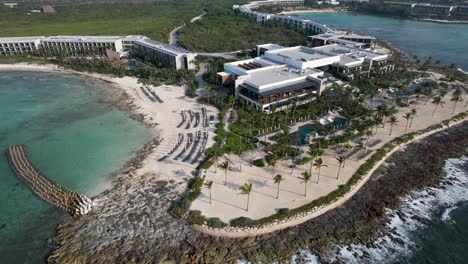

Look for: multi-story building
[0,35,196,70]
[236,0,373,37]
[384,2,459,17]
[133,39,197,70]
[308,33,375,48]
[0,37,43,55]
[218,43,393,112]
[40,36,129,55]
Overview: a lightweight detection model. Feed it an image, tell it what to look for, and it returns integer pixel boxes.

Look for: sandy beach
[0,62,219,193]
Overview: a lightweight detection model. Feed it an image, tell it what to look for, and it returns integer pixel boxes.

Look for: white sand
[192,89,468,225]
[0,62,219,188]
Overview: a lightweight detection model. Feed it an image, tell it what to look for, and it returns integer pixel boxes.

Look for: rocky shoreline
[48,121,467,263]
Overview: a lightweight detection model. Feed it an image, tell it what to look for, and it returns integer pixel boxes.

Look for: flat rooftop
[270,46,330,61]
[0,37,44,42]
[246,65,322,88]
[42,36,123,42]
[135,38,191,56]
[314,44,385,59]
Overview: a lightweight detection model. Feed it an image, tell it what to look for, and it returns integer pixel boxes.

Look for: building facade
[0,35,196,70]
[218,43,393,112]
[0,37,43,55]
[133,39,197,70]
[236,0,374,38]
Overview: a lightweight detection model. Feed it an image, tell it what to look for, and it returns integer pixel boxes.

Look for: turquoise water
[289,118,347,145]
[0,71,153,263]
[295,12,468,70]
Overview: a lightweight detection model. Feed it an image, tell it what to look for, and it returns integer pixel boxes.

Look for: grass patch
[0,1,236,42]
[178,7,308,52]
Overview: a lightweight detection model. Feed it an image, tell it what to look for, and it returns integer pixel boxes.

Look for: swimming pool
[392,79,434,97]
[291,117,347,145]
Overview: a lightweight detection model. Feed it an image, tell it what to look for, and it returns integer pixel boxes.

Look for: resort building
[236,0,373,37]
[0,35,196,70]
[384,2,459,16]
[39,36,143,56]
[307,33,375,49]
[133,39,197,70]
[218,43,393,112]
[0,37,44,55]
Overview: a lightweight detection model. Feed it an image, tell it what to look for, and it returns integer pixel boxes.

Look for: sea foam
[292,156,468,264]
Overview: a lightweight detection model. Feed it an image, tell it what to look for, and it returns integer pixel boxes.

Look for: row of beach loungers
[158,131,209,164]
[158,133,184,161]
[140,86,164,103]
[177,109,208,129]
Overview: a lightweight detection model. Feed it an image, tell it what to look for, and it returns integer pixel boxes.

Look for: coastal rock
[49,122,468,263]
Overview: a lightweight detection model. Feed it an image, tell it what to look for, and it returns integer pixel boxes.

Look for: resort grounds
[191,83,467,223]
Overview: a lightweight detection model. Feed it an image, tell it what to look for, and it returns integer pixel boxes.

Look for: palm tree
[343,142,353,166]
[387,115,398,135]
[451,90,463,114]
[268,156,278,176]
[403,113,412,132]
[380,105,397,128]
[204,180,213,204]
[218,161,229,186]
[314,158,328,184]
[336,155,345,179]
[239,183,253,211]
[308,145,323,174]
[431,96,446,116]
[409,108,417,128]
[298,171,312,196]
[204,86,215,104]
[273,174,285,199]
[365,130,373,151]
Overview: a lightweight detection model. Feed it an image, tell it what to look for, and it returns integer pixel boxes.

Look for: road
[168,11,207,46]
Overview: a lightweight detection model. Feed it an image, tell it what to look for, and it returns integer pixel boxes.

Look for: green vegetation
[172,177,204,217]
[228,112,467,227]
[178,7,308,52]
[57,56,199,91]
[0,1,241,41]
[252,158,266,167]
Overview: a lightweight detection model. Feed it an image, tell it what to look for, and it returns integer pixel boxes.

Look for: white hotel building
[133,38,197,70]
[219,43,393,112]
[0,35,196,70]
[0,37,44,55]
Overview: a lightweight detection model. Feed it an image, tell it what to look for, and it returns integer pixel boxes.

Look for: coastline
[2,62,467,263]
[280,9,468,25]
[49,120,468,263]
[193,116,468,238]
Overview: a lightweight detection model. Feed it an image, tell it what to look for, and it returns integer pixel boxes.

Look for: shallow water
[0,71,153,263]
[295,12,468,71]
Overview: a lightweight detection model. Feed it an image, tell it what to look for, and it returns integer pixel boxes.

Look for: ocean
[289,12,468,263]
[0,71,153,263]
[295,12,468,71]
[290,157,468,264]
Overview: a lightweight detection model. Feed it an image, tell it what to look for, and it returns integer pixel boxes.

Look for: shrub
[171,177,204,217]
[230,217,253,227]
[276,208,289,215]
[252,158,265,167]
[207,217,228,228]
[187,210,206,225]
